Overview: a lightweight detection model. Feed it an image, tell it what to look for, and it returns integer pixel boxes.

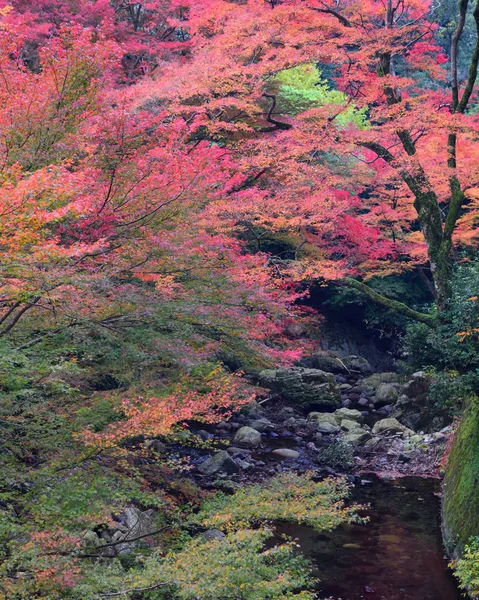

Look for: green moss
[443,397,479,557]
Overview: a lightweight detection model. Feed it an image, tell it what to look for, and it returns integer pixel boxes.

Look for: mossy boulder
[307,412,338,426]
[443,399,479,558]
[362,372,398,393]
[335,408,364,423]
[341,419,362,431]
[372,418,413,436]
[258,368,340,410]
[375,383,399,405]
[310,353,372,374]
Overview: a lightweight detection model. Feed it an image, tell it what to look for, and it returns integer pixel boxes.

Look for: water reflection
[275,476,461,600]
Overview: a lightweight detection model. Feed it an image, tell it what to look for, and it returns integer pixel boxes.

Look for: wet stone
[272,448,300,459]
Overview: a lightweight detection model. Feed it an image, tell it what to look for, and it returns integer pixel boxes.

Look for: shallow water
[275,476,462,600]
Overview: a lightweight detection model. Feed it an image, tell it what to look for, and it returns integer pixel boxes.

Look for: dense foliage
[0,0,479,596]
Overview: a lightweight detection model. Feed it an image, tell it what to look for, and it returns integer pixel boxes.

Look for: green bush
[454,537,479,598]
[316,439,355,471]
[133,529,316,600]
[406,260,479,373]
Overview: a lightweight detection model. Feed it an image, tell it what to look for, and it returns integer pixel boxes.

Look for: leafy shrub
[426,370,479,415]
[129,529,316,600]
[316,439,355,470]
[194,472,360,532]
[403,260,479,413]
[453,536,479,598]
[406,260,479,373]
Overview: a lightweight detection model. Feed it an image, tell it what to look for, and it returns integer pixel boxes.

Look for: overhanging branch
[344,278,436,326]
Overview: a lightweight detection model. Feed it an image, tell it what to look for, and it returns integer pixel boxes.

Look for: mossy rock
[443,405,478,547]
[443,398,479,558]
[258,368,340,410]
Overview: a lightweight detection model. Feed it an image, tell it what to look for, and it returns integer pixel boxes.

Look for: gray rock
[317,422,340,434]
[335,408,364,422]
[272,448,300,459]
[250,418,274,432]
[283,417,299,427]
[198,451,240,475]
[375,383,399,405]
[341,419,363,432]
[233,426,262,448]
[362,372,398,393]
[201,529,226,541]
[342,355,373,374]
[111,507,158,554]
[310,352,346,373]
[308,412,338,426]
[372,418,413,436]
[122,507,157,537]
[258,367,341,410]
[403,371,430,399]
[83,530,101,547]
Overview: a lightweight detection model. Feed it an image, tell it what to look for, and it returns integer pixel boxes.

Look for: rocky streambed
[87,353,462,599]
[184,357,451,483]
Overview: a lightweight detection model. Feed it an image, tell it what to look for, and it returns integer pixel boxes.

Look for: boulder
[233,426,262,448]
[250,418,274,433]
[374,383,399,405]
[342,355,373,374]
[308,412,338,426]
[403,371,430,399]
[317,422,340,434]
[258,368,341,410]
[343,431,372,445]
[372,418,413,436]
[362,372,398,393]
[201,529,226,541]
[335,407,364,423]
[198,451,240,475]
[272,448,300,459]
[341,419,363,432]
[109,507,159,554]
[83,530,101,547]
[310,352,346,373]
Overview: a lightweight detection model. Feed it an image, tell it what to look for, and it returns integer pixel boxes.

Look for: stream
[274,476,462,600]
